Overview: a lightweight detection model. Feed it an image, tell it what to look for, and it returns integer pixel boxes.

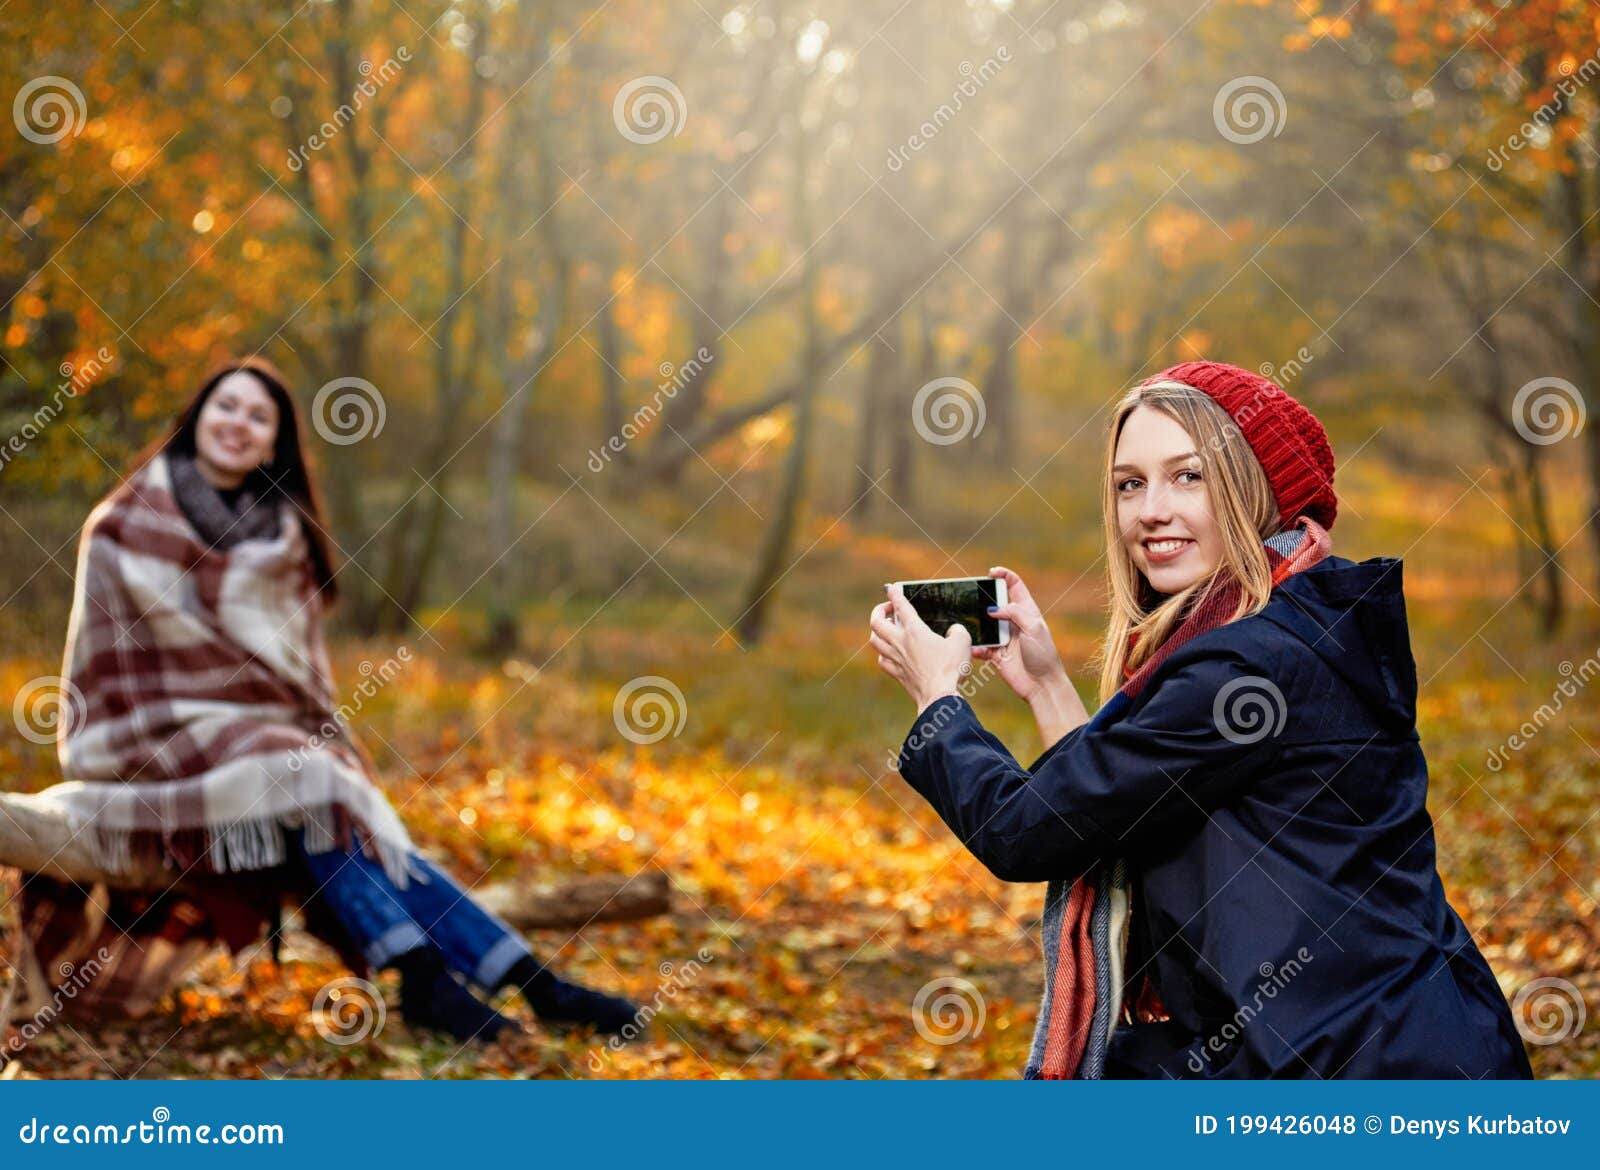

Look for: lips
[1142,537,1194,564]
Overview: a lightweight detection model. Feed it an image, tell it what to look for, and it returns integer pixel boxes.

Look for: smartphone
[888,576,1010,648]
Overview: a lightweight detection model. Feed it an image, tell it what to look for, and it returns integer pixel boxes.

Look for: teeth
[1147,539,1189,553]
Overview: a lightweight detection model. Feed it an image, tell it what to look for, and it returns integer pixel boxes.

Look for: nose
[1138,478,1174,527]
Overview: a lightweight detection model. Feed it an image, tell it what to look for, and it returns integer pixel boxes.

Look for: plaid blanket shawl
[8,451,415,1021]
[37,450,418,884]
[1027,515,1331,1079]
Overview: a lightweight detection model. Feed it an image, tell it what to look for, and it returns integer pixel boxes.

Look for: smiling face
[1113,403,1224,597]
[193,370,280,489]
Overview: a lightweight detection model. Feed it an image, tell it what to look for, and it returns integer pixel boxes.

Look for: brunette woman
[19,357,638,1044]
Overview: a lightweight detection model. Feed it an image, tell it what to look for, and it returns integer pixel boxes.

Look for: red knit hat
[1137,360,1338,531]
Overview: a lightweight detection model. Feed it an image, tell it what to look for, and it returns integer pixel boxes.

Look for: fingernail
[986,606,998,614]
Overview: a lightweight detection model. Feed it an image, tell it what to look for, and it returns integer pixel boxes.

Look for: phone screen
[899,577,1002,646]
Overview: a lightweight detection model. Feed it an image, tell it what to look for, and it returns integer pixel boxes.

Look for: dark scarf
[168,449,282,549]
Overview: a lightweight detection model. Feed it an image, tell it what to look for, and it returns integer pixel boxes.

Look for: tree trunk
[596,297,631,472]
[888,302,936,507]
[1556,154,1600,597]
[850,323,896,515]
[368,0,491,633]
[484,34,571,651]
[329,0,385,625]
[734,106,820,646]
[1521,442,1565,636]
[977,226,1025,465]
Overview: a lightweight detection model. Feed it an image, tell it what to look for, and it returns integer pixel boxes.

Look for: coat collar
[1257,554,1418,735]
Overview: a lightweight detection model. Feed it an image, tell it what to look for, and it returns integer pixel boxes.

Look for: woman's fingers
[989,565,1033,604]
[886,583,927,632]
[987,603,1042,633]
[885,584,910,625]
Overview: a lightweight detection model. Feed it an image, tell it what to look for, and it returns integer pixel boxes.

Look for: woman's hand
[870,584,973,712]
[973,566,1067,703]
[977,566,1090,748]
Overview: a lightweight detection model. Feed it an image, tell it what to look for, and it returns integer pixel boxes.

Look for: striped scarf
[1024,515,1332,1079]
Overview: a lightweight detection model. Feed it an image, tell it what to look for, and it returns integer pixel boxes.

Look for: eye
[1116,477,1143,493]
[1177,468,1203,485]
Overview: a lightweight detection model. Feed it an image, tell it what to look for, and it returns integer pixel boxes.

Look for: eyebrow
[1112,451,1200,474]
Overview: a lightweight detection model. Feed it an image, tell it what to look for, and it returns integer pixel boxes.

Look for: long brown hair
[131,357,342,603]
[1094,380,1281,704]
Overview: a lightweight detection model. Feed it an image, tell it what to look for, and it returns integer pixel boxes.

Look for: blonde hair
[1094,380,1283,704]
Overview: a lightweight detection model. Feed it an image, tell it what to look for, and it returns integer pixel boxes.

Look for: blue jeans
[288,830,537,992]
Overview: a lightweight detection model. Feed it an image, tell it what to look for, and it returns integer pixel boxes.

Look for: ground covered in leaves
[2,481,1597,1079]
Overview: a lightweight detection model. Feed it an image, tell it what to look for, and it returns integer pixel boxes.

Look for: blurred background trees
[4,0,1598,1082]
[4,0,1597,647]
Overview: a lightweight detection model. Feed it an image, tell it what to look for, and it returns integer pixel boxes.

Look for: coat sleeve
[894,645,1291,882]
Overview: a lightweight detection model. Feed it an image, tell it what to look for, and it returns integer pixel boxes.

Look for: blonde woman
[870,361,1532,1079]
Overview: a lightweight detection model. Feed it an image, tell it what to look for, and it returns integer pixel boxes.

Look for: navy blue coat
[897,554,1533,1078]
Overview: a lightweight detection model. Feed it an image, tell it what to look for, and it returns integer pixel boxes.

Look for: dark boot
[501,955,639,1036]
[394,946,517,1043]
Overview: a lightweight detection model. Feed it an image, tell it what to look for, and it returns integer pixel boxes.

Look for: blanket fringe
[85,807,416,890]
[209,817,285,874]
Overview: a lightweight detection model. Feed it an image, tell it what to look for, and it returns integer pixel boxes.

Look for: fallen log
[0,789,672,926]
[0,789,167,888]
[474,869,673,929]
